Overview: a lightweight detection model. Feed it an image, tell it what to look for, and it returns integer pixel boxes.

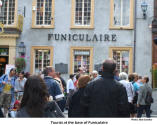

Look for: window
[109,47,133,74]
[0,48,9,56]
[70,47,93,74]
[113,51,129,73]
[75,0,91,26]
[30,46,53,74]
[71,0,94,29]
[1,0,17,26]
[74,50,90,73]
[110,0,134,29]
[32,0,54,28]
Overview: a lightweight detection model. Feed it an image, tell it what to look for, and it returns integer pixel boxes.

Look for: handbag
[145,91,154,105]
[44,101,65,118]
[133,92,138,104]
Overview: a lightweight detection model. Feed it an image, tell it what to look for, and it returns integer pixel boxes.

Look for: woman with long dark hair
[16,75,64,117]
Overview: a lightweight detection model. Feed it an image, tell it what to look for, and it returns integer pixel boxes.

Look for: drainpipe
[133,0,137,72]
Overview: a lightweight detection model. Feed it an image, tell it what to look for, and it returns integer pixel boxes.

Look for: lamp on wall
[18,42,26,57]
[141,1,148,19]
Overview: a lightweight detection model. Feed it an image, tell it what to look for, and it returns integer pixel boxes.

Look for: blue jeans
[137,105,151,118]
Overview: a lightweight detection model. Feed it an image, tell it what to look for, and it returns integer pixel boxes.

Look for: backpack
[145,91,154,105]
[2,74,16,82]
[0,75,7,87]
[0,74,7,82]
[0,75,16,88]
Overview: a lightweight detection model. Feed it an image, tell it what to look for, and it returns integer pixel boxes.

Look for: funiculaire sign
[48,33,117,42]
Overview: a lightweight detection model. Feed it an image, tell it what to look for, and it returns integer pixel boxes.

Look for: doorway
[0,48,9,77]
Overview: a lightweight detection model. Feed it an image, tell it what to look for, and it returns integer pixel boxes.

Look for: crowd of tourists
[0,59,154,118]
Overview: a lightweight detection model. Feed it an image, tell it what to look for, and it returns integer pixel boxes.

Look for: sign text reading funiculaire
[48,33,117,42]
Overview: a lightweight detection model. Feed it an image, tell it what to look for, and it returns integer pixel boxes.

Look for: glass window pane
[73,50,90,74]
[83,0,91,25]
[113,50,129,74]
[34,49,51,74]
[0,48,9,55]
[121,51,129,73]
[44,0,52,25]
[36,0,52,25]
[113,0,130,26]
[75,0,91,26]
[122,0,130,26]
[36,0,44,25]
[113,0,121,26]
[75,0,83,25]
[1,0,15,25]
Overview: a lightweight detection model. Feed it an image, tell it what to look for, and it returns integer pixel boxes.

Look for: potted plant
[15,57,26,73]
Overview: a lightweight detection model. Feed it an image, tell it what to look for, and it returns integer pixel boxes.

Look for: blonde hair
[77,75,90,88]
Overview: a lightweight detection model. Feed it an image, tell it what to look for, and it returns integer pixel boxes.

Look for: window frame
[70,47,93,74]
[30,46,53,74]
[110,0,134,30]
[2,0,18,28]
[32,0,55,29]
[109,47,133,74]
[71,0,94,29]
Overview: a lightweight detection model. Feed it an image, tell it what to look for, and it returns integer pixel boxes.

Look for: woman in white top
[14,71,27,101]
[119,72,135,117]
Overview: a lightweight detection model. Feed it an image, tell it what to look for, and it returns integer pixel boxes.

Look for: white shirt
[119,80,135,103]
[15,77,27,95]
[66,79,74,94]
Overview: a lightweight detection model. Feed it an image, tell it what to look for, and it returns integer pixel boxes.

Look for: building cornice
[0,34,19,38]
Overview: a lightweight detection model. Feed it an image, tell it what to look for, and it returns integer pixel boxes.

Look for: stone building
[0,0,154,84]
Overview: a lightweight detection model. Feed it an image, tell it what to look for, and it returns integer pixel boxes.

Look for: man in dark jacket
[43,67,64,102]
[80,59,129,117]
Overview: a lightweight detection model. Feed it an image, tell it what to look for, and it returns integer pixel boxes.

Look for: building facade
[0,0,154,84]
[152,0,157,88]
[0,0,22,76]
